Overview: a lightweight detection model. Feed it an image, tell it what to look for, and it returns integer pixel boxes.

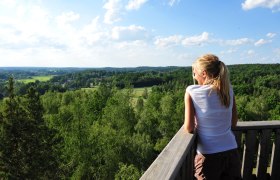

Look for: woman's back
[187,84,237,154]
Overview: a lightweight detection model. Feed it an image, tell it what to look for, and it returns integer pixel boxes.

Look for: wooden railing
[140,121,280,180]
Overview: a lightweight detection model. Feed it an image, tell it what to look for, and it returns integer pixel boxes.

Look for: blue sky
[0,0,280,67]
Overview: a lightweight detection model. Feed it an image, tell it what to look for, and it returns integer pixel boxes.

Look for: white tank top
[186,85,237,154]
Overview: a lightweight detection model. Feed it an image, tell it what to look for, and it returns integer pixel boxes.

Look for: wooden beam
[234,121,280,130]
[140,126,196,180]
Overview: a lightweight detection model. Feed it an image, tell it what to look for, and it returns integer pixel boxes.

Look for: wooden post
[185,147,195,180]
[270,129,280,180]
[256,129,271,180]
[141,121,280,180]
[181,156,187,180]
[242,130,258,180]
[234,130,243,162]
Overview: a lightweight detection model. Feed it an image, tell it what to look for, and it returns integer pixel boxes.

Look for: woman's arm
[231,95,238,128]
[184,91,195,133]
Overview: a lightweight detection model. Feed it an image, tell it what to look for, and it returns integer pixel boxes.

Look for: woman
[184,54,241,180]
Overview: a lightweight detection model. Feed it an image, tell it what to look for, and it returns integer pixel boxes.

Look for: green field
[17,75,54,84]
[131,87,152,106]
[133,87,152,98]
[81,87,98,91]
[82,87,152,96]
[81,86,152,106]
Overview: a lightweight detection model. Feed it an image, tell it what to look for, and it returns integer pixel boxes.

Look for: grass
[133,87,152,98]
[81,87,99,91]
[17,75,54,84]
[80,86,152,107]
[131,87,152,106]
[81,86,152,99]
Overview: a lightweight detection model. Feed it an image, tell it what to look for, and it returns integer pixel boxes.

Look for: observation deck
[140,121,280,180]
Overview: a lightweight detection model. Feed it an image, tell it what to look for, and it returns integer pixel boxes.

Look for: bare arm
[231,95,238,128]
[184,92,195,133]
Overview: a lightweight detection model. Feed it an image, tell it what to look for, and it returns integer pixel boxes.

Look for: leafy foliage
[0,78,60,179]
[0,64,279,179]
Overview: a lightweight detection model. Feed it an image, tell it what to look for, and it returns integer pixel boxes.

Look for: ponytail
[216,61,230,107]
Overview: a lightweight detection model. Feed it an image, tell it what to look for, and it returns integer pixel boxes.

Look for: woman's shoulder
[186,85,197,92]
[186,85,211,93]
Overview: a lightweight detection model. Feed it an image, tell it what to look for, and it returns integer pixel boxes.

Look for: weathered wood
[181,156,187,180]
[234,121,280,130]
[233,131,243,161]
[270,129,280,180]
[242,130,258,180]
[140,126,196,180]
[256,129,271,180]
[140,120,280,180]
[233,131,242,149]
[184,147,195,180]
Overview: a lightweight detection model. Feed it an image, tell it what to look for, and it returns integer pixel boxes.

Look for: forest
[0,64,279,179]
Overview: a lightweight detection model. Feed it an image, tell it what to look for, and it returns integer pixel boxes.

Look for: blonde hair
[192,54,230,107]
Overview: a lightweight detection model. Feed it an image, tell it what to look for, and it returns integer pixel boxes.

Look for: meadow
[17,75,54,83]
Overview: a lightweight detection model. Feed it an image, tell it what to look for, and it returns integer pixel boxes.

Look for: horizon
[1,63,279,69]
[0,0,280,67]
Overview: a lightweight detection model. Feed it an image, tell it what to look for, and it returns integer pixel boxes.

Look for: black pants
[194,149,242,180]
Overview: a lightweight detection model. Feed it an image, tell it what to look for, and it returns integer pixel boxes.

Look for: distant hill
[0,66,182,80]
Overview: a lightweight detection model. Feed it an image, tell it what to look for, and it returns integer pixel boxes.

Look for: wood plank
[233,131,242,148]
[175,171,181,180]
[242,130,258,180]
[233,130,243,162]
[234,121,280,131]
[140,121,280,180]
[185,147,195,180]
[256,129,271,180]
[140,126,196,180]
[270,129,280,180]
[181,156,187,180]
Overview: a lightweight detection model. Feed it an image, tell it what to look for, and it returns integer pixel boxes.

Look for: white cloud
[247,49,255,55]
[80,17,108,45]
[0,0,17,7]
[111,25,148,41]
[0,4,55,48]
[168,0,181,7]
[154,35,183,48]
[254,38,271,46]
[220,49,237,54]
[81,16,101,33]
[103,0,122,24]
[56,11,80,25]
[242,0,280,10]
[126,0,148,10]
[114,40,147,50]
[14,5,50,36]
[53,12,82,48]
[266,32,276,38]
[275,48,280,53]
[0,1,278,67]
[225,38,251,46]
[154,32,209,48]
[181,32,209,46]
[177,53,191,60]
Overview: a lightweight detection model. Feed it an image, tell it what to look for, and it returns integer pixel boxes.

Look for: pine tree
[0,78,60,179]
[24,86,61,178]
[0,77,29,178]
